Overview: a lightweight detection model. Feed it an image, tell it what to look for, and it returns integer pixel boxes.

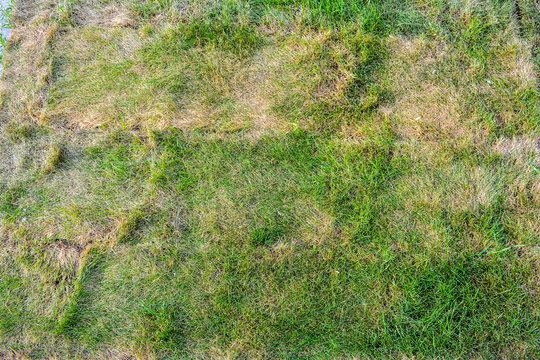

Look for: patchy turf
[0,0,539,359]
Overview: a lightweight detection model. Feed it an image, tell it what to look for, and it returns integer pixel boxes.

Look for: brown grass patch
[495,136,540,209]
[42,21,369,136]
[0,21,57,123]
[384,35,479,145]
[297,200,336,245]
[70,0,134,27]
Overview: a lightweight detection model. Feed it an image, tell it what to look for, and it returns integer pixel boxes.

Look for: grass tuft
[41,143,63,174]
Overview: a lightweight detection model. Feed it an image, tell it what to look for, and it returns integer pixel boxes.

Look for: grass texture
[0,0,539,359]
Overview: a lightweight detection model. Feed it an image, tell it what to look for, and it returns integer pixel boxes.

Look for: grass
[0,0,539,359]
[0,0,13,51]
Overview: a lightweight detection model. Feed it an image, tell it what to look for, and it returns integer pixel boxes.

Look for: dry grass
[69,0,134,27]
[0,22,57,123]
[384,36,467,142]
[43,14,382,136]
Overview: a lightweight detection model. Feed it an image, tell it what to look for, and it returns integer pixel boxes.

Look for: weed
[54,0,74,26]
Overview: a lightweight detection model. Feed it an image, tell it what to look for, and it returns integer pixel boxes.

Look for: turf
[0,0,539,359]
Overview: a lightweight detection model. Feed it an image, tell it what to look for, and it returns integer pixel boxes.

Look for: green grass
[1,129,538,358]
[0,0,539,359]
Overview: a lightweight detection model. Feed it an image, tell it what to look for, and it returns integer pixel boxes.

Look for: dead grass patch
[0,21,57,123]
[494,136,540,244]
[384,35,479,145]
[46,27,169,129]
[44,20,377,136]
[385,29,538,147]
[297,199,336,245]
[69,0,134,27]
[494,136,540,210]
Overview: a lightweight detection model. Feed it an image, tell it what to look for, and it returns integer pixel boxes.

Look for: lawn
[0,0,539,359]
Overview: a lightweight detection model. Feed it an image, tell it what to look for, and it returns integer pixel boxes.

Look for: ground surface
[0,0,539,359]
